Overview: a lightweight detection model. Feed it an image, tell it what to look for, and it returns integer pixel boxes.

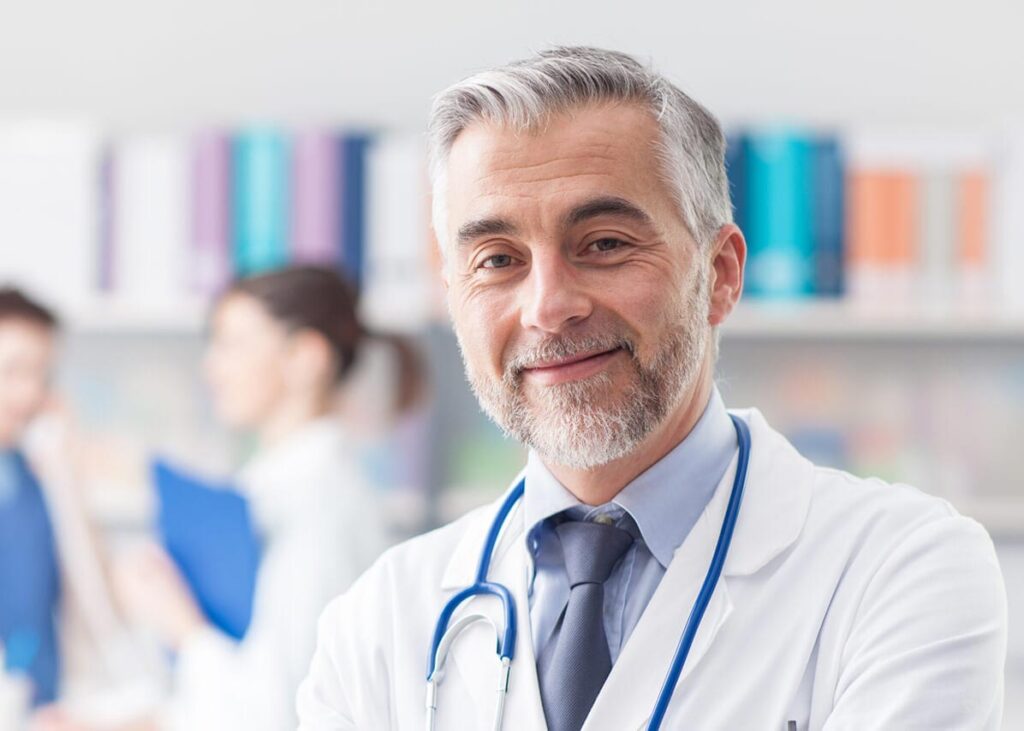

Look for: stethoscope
[425,413,751,731]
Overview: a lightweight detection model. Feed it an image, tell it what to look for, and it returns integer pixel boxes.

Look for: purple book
[290,130,340,265]
[192,132,232,294]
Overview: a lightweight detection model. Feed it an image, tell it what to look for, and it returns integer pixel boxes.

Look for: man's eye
[480,254,514,269]
[589,238,626,253]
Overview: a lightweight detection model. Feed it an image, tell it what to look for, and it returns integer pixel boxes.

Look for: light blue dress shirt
[523,387,738,666]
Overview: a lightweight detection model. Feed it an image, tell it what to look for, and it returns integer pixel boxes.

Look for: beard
[456,265,711,470]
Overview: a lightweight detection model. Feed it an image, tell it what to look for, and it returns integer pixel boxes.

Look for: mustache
[504,331,637,379]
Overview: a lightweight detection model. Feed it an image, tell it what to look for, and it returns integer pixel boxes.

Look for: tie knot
[555,519,634,588]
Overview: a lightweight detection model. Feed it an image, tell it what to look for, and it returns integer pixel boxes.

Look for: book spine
[111,135,191,304]
[290,130,340,265]
[811,136,845,297]
[339,133,371,289]
[744,131,815,299]
[956,170,988,306]
[193,131,232,294]
[232,129,290,276]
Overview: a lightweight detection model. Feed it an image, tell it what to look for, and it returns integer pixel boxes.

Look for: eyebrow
[454,195,654,251]
[456,217,520,250]
[563,195,656,229]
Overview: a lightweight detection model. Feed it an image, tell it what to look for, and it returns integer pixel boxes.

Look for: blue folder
[152,459,261,641]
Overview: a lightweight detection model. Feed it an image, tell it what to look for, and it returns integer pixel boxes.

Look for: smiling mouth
[521,347,624,385]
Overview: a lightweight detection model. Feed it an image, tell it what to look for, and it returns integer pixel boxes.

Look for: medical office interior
[1,0,1022,728]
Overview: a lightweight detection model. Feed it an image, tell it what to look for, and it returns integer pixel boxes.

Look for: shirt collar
[522,386,737,568]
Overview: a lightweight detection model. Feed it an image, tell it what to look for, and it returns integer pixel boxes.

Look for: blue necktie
[538,519,634,731]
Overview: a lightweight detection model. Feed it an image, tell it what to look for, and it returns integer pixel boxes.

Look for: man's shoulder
[799,461,999,587]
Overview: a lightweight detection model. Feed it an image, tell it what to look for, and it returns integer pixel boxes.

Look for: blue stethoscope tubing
[426,413,751,731]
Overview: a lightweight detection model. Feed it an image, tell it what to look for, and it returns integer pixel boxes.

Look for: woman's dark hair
[0,286,59,329]
[224,266,424,412]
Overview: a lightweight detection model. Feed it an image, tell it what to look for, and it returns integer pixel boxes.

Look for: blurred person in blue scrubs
[0,287,62,712]
[47,266,422,731]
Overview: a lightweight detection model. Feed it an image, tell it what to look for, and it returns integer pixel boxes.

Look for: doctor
[297,46,1006,730]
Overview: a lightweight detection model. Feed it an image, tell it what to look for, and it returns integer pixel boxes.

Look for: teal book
[233,129,290,275]
[744,131,815,298]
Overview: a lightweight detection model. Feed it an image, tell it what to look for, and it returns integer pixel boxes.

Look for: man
[0,288,62,708]
[297,47,1006,729]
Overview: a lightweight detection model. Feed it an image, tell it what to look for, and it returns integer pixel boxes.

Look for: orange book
[846,170,918,304]
[958,171,987,268]
[957,170,988,305]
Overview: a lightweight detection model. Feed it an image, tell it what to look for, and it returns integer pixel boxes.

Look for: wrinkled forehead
[441,103,676,233]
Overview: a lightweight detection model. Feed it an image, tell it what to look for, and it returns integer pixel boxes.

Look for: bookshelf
[723,300,1024,341]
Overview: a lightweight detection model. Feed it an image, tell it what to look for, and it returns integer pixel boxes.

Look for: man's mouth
[520,346,624,386]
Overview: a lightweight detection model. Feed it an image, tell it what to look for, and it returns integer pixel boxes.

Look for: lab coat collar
[441,407,814,589]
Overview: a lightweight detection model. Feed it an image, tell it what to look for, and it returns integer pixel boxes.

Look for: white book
[0,119,102,313]
[993,132,1024,313]
[918,171,957,306]
[111,134,191,307]
[361,134,432,333]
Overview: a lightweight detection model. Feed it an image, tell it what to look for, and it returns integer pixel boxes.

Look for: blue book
[152,459,261,641]
[339,133,371,289]
[744,130,815,299]
[233,129,291,276]
[811,136,845,297]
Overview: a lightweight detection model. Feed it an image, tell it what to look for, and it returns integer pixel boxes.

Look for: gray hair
[427,46,733,253]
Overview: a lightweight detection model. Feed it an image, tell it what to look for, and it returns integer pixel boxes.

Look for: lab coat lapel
[583,459,737,731]
[583,408,815,730]
[438,484,548,730]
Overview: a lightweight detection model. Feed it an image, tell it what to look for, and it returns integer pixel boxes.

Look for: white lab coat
[297,408,1007,730]
[167,417,388,731]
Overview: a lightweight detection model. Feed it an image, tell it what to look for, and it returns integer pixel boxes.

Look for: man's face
[0,318,55,447]
[443,103,712,469]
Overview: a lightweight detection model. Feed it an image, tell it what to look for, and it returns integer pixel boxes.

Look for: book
[361,134,432,332]
[993,132,1024,312]
[743,130,815,299]
[339,133,371,288]
[290,131,340,265]
[152,459,260,641]
[192,131,233,295]
[845,169,918,308]
[810,137,845,297]
[111,135,191,304]
[233,129,290,276]
[0,119,102,311]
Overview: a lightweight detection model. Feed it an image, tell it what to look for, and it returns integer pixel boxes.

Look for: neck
[258,393,334,449]
[545,359,715,506]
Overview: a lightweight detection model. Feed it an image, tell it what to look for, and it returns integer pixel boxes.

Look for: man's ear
[707,224,746,327]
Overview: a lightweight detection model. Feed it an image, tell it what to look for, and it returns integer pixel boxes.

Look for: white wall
[1,0,1021,131]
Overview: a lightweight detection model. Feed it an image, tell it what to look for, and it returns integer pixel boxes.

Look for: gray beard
[457,267,710,470]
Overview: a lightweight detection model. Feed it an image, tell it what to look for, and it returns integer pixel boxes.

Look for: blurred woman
[102,266,423,731]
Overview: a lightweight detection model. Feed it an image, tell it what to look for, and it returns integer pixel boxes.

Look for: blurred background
[1,0,1022,728]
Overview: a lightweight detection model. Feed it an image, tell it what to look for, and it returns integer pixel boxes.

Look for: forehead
[444,103,672,221]
[0,318,54,357]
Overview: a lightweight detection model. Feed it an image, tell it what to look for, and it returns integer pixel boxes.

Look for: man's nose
[518,251,593,333]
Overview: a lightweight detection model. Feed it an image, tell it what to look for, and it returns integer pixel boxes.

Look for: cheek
[593,264,686,350]
[451,288,516,377]
[207,346,286,425]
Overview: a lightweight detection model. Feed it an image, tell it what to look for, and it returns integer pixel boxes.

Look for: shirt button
[593,514,614,526]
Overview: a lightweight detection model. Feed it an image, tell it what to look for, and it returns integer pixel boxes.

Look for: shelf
[723,301,1024,342]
